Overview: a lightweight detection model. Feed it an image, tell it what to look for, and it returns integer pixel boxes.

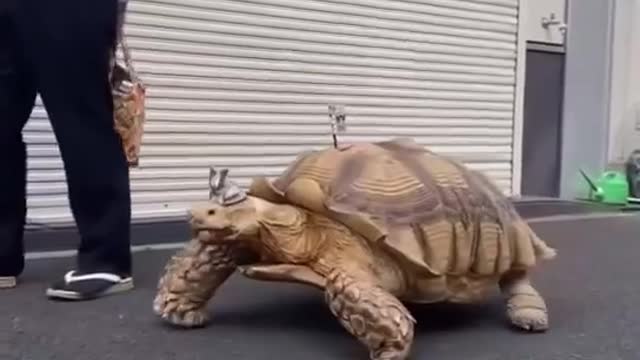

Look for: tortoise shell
[248,137,551,278]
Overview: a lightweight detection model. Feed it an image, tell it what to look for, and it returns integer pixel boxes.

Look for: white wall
[559,0,615,198]
[608,0,640,164]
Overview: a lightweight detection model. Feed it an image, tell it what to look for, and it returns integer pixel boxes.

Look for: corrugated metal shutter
[23,0,520,225]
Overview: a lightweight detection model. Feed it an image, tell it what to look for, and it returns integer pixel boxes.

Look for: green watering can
[579,169,629,205]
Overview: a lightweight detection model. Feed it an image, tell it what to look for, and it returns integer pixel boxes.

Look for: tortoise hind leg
[324,269,416,360]
[499,270,549,332]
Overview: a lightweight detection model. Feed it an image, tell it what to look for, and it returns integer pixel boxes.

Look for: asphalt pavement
[2,214,640,360]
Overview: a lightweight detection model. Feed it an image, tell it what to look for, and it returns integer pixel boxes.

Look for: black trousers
[0,0,132,276]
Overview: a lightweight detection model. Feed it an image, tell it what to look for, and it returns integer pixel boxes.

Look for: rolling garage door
[23,0,521,225]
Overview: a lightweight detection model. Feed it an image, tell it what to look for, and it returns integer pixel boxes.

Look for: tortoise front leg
[324,269,416,360]
[153,238,236,327]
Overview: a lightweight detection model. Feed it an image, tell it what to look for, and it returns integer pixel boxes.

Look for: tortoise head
[189,167,260,244]
[188,198,261,244]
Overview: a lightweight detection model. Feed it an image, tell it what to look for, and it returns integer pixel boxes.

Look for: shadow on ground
[2,215,640,360]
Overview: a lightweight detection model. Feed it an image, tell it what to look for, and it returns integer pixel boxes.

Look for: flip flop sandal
[46,270,134,300]
[0,276,17,289]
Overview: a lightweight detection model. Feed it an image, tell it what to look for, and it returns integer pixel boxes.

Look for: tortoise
[153,137,557,360]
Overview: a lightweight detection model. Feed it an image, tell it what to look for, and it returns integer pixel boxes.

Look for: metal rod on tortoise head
[208,166,229,200]
[328,104,346,149]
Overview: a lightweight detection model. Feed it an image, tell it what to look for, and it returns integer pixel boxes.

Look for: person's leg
[17,0,133,299]
[0,1,37,289]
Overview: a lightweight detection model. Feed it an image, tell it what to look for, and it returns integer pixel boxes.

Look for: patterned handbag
[111,35,146,167]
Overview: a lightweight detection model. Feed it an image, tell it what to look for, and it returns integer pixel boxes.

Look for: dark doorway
[521,43,565,197]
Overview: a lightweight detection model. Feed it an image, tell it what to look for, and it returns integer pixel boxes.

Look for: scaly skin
[325,269,416,360]
[153,238,237,327]
[499,270,549,332]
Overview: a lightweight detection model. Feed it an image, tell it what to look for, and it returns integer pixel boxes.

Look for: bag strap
[118,35,139,81]
[111,0,141,83]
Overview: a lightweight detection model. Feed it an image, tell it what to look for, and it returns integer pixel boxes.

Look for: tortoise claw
[153,290,210,328]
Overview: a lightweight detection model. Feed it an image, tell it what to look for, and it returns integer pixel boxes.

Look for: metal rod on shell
[328,104,346,149]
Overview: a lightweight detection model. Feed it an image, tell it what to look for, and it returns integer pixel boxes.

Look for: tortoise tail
[530,231,557,261]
